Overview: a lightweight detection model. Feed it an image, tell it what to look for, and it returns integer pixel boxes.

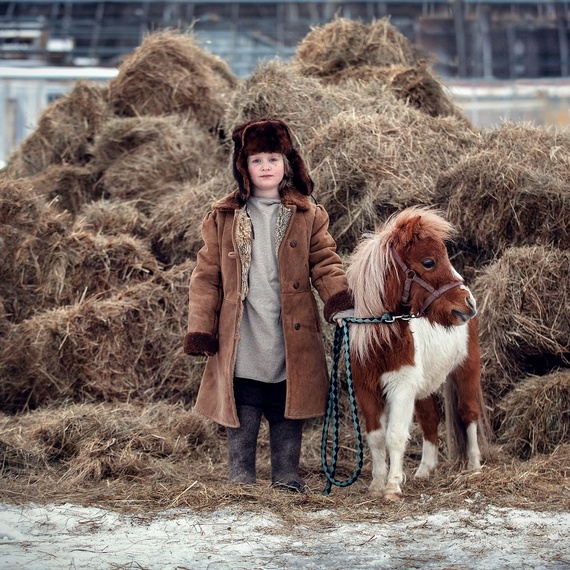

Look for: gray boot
[227,405,262,484]
[269,419,304,491]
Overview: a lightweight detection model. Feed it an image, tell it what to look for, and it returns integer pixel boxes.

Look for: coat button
[294,323,301,330]
[290,240,297,247]
[293,281,299,289]
[228,252,236,258]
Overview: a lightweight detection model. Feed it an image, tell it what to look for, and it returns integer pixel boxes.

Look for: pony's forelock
[391,206,455,249]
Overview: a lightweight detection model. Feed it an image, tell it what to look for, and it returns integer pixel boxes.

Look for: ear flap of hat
[232,119,313,203]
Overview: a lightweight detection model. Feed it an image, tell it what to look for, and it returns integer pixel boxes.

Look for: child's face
[247,153,285,197]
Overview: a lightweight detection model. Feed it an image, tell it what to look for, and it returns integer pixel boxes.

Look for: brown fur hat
[232,118,313,204]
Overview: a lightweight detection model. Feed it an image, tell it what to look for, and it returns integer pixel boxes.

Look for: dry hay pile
[30,163,102,215]
[291,18,464,122]
[146,176,232,266]
[306,109,481,251]
[0,261,199,413]
[222,60,396,150]
[0,402,220,485]
[495,370,570,460]
[442,122,570,262]
[72,199,150,238]
[6,81,111,179]
[472,246,570,404]
[108,29,238,132]
[91,115,225,212]
[0,179,72,321]
[1,21,569,515]
[292,17,420,78]
[1,184,159,321]
[348,62,464,120]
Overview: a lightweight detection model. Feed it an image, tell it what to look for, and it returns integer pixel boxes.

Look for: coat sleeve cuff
[323,290,354,323]
[184,332,219,356]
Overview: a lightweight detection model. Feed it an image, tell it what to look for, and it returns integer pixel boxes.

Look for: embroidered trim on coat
[235,207,252,300]
[275,205,292,257]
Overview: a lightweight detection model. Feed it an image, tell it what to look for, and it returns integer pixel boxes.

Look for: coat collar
[213,186,312,212]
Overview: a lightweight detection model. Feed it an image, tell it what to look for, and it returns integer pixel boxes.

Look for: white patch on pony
[410,319,470,399]
[452,267,463,281]
[415,440,438,479]
[466,421,482,470]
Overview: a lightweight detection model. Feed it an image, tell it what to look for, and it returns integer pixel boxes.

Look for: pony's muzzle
[453,294,477,323]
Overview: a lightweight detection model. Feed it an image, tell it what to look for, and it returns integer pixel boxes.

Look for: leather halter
[390,245,464,316]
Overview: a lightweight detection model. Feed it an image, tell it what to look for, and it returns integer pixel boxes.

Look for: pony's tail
[443,381,493,464]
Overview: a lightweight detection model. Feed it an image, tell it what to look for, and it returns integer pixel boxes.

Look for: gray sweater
[234,197,286,383]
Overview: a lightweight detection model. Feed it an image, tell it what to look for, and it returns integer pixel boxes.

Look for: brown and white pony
[346,207,486,500]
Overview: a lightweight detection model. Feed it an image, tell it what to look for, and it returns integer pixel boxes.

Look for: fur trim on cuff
[323,290,354,323]
[184,332,218,356]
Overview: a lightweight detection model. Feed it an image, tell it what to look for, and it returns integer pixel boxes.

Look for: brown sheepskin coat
[184,186,353,428]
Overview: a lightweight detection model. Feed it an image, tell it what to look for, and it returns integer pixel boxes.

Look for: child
[184,118,352,492]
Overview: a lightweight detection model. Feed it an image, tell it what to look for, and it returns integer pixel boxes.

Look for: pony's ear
[392,214,423,250]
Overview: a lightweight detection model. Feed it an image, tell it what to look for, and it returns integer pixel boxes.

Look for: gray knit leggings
[226,377,304,485]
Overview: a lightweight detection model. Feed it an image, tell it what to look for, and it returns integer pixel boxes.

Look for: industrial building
[1,0,569,79]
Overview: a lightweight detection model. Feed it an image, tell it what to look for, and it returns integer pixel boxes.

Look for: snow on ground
[1,502,569,569]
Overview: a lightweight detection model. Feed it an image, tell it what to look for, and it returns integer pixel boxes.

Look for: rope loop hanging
[321,314,410,496]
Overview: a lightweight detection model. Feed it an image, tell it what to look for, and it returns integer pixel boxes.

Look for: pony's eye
[422,259,436,269]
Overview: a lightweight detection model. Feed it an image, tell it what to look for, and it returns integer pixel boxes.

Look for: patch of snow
[0,502,568,569]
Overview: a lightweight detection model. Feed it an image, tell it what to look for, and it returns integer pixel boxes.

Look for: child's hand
[332,309,354,326]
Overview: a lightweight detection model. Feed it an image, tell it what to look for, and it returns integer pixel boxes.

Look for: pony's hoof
[383,482,402,501]
[414,465,431,479]
[383,491,403,502]
[369,482,386,495]
[467,459,482,471]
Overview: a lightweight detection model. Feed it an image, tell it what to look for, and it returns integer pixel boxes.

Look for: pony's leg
[414,394,440,479]
[383,371,418,500]
[451,324,482,470]
[353,375,387,494]
[465,421,481,470]
[366,414,387,494]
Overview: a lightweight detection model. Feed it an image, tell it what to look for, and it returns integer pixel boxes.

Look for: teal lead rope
[321,314,410,496]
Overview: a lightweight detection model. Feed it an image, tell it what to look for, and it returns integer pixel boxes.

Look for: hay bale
[495,370,570,460]
[223,60,367,149]
[0,179,72,321]
[73,200,150,238]
[91,116,224,211]
[30,163,102,215]
[441,149,570,261]
[5,81,111,178]
[306,108,481,252]
[0,178,70,236]
[483,121,570,179]
[292,17,420,79]
[0,261,200,413]
[315,61,467,122]
[3,223,158,322]
[472,246,570,404]
[0,402,220,483]
[371,63,466,120]
[108,29,238,132]
[61,231,160,299]
[147,176,230,266]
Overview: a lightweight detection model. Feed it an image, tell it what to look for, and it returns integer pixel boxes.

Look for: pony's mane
[347,207,454,362]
